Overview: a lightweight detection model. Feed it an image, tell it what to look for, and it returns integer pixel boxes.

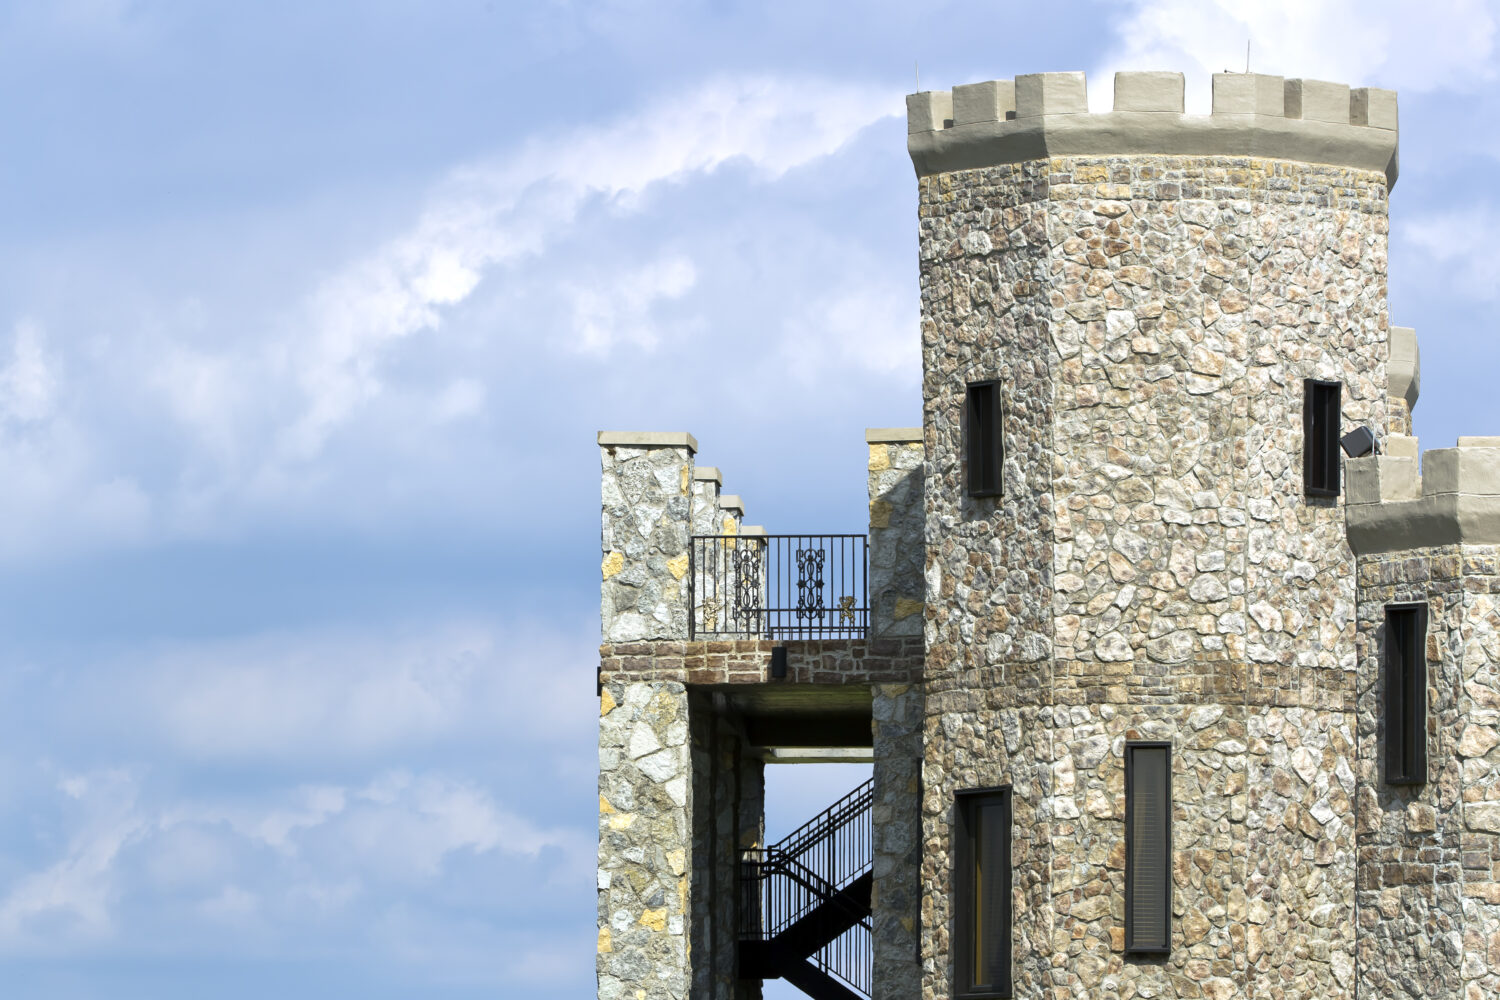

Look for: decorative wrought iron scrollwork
[838,595,856,624]
[732,544,763,632]
[796,547,826,622]
[701,597,721,632]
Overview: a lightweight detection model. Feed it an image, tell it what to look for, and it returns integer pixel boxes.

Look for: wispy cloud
[1093,0,1498,111]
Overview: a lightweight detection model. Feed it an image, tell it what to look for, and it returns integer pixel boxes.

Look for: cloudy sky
[2,1,1498,996]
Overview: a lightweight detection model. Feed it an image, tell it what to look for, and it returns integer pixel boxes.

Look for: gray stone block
[1351,87,1398,129]
[906,90,952,133]
[1211,73,1285,115]
[952,80,1014,126]
[1285,78,1351,123]
[1388,326,1420,412]
[1015,71,1087,117]
[1113,71,1184,113]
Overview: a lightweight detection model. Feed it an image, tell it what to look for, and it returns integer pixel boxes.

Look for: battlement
[908,70,1398,185]
[1346,437,1500,553]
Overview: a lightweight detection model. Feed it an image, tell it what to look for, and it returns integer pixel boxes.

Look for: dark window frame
[1124,741,1172,955]
[953,785,1012,998]
[1303,379,1342,497]
[1385,602,1429,785]
[964,380,1004,499]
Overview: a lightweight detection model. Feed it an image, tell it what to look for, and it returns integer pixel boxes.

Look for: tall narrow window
[1385,603,1429,785]
[1125,742,1171,954]
[1304,379,1342,497]
[965,380,1003,498]
[954,787,1011,998]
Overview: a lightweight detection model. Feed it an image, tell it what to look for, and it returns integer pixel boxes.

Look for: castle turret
[911,70,1397,1000]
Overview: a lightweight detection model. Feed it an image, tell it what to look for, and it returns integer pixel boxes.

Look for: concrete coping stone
[907,70,1398,187]
[865,427,923,444]
[1347,444,1500,553]
[718,494,745,513]
[597,431,698,453]
[739,525,767,537]
[693,466,722,485]
[1388,326,1420,412]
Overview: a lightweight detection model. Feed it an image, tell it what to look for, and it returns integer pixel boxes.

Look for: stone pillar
[1387,326,1420,437]
[600,431,697,644]
[598,681,693,1000]
[872,683,923,998]
[690,695,765,1000]
[691,466,724,535]
[867,429,925,638]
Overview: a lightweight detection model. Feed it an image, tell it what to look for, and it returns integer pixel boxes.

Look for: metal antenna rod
[1246,39,1251,74]
[915,60,920,92]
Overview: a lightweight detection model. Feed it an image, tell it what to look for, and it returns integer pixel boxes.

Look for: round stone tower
[910,71,1398,1000]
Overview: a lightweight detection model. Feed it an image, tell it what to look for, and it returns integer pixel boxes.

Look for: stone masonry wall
[872,683,924,997]
[1354,546,1467,999]
[598,681,693,1000]
[868,431,926,638]
[917,153,1389,1000]
[690,694,762,1000]
[602,434,695,643]
[1457,546,1500,1000]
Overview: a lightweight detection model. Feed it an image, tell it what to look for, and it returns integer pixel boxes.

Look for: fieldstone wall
[915,152,1389,1000]
[872,683,924,997]
[1458,545,1500,1000]
[690,695,763,1000]
[598,681,694,1000]
[601,433,696,643]
[868,431,926,638]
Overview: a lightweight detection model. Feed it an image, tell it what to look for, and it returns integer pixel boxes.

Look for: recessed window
[1385,603,1429,785]
[954,786,1011,998]
[1125,742,1171,954]
[965,381,1003,499]
[1304,379,1342,497]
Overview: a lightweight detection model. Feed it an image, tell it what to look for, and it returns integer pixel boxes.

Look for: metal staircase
[739,779,873,1000]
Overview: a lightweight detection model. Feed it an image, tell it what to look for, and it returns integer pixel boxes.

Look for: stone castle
[595,70,1500,1000]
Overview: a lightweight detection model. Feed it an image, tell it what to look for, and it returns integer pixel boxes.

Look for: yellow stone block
[667,553,690,580]
[639,907,668,932]
[597,927,612,953]
[601,551,624,579]
[722,518,738,535]
[679,464,690,496]
[600,689,617,716]
[868,445,890,472]
[869,499,892,529]
[599,795,616,815]
[894,597,925,620]
[667,848,686,876]
[607,813,637,831]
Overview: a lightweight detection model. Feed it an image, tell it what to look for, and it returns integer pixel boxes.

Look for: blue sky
[1,1,1499,996]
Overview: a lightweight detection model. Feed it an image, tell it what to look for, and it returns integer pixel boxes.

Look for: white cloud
[1096,0,1498,111]
[110,620,594,760]
[273,75,898,461]
[0,321,58,424]
[1402,206,1500,301]
[570,253,698,356]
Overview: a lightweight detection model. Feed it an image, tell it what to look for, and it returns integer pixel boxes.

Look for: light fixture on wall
[1340,425,1377,458]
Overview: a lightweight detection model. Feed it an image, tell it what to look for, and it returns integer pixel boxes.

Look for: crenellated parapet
[1347,437,1500,553]
[908,70,1398,185]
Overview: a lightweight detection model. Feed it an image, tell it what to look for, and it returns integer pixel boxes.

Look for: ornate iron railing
[690,534,868,639]
[740,778,874,997]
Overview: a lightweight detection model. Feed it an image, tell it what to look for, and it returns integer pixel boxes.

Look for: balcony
[689,534,868,640]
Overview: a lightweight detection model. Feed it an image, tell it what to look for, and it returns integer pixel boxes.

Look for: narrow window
[1385,603,1429,785]
[1304,379,1342,497]
[965,380,1003,498]
[954,787,1011,998]
[1125,742,1171,954]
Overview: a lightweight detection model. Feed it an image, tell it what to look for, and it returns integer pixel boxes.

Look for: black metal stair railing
[740,779,874,999]
[690,534,868,639]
